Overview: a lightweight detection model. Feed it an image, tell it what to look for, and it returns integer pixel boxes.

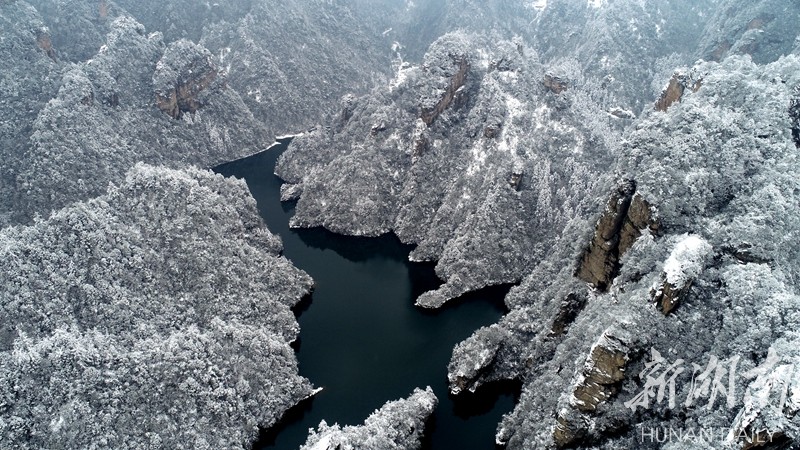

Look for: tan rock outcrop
[655,73,702,112]
[576,182,659,291]
[420,57,469,126]
[555,332,630,448]
[544,74,568,94]
[155,67,218,119]
[36,30,56,62]
[655,75,685,112]
[651,278,692,315]
[154,41,221,120]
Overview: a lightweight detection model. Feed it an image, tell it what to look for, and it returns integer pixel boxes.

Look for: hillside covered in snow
[2,0,800,449]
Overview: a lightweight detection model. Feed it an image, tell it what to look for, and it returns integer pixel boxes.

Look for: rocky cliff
[2,0,403,224]
[697,0,800,65]
[0,1,61,226]
[275,0,738,309]
[274,1,800,448]
[451,55,800,449]
[277,32,615,308]
[4,1,800,449]
[6,13,270,223]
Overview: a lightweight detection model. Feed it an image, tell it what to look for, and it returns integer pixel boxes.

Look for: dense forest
[2,0,800,449]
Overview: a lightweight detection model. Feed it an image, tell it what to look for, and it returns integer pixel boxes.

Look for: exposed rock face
[543,73,568,94]
[0,1,61,225]
[339,93,357,128]
[451,55,800,450]
[300,387,437,450]
[35,30,56,61]
[554,331,630,448]
[4,2,798,449]
[651,279,691,315]
[24,0,397,149]
[655,74,686,112]
[619,193,660,255]
[650,235,712,315]
[576,182,658,291]
[484,124,501,138]
[572,334,629,412]
[698,0,800,65]
[154,40,221,119]
[420,56,470,126]
[278,32,616,308]
[11,16,270,222]
[549,292,588,337]
[655,73,702,112]
[448,325,508,395]
[25,0,122,62]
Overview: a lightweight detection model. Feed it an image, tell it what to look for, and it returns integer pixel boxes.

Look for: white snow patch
[390,61,414,91]
[530,0,547,11]
[587,0,607,7]
[416,388,437,410]
[49,415,65,432]
[466,141,489,176]
[607,107,636,120]
[476,48,491,70]
[382,28,393,36]
[275,133,304,140]
[498,70,519,83]
[247,89,263,103]
[308,434,333,450]
[663,234,712,287]
[496,94,525,154]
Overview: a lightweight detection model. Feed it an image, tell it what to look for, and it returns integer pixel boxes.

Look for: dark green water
[214,140,518,450]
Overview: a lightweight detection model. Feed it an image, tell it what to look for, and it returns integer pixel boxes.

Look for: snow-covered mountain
[2,0,800,448]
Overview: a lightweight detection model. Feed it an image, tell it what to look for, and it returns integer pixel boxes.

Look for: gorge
[215,141,519,450]
[2,0,800,449]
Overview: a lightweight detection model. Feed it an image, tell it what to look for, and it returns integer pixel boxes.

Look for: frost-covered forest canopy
[1,0,800,449]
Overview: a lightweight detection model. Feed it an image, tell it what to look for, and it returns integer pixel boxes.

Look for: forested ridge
[1,0,800,449]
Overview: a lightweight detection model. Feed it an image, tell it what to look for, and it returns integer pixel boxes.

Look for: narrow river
[215,140,518,450]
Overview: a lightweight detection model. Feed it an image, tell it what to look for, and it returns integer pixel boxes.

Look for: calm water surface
[215,141,518,450]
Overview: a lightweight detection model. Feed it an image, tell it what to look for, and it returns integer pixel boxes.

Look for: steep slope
[23,0,127,62]
[274,1,800,448]
[384,0,717,112]
[198,0,394,139]
[698,0,800,65]
[0,164,315,449]
[277,32,615,307]
[5,1,800,449]
[9,16,271,223]
[275,0,727,308]
[24,0,398,140]
[450,55,800,449]
[0,1,62,226]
